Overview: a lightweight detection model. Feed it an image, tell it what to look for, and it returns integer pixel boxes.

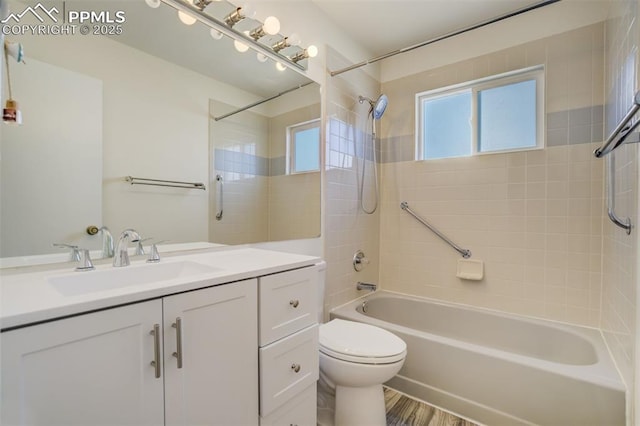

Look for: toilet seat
[319,319,407,364]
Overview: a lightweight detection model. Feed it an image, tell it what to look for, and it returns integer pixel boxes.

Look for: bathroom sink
[49,261,220,296]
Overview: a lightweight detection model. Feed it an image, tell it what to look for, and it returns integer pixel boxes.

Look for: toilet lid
[319,319,407,364]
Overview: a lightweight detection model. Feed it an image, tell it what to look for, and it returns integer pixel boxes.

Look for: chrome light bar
[159,0,306,71]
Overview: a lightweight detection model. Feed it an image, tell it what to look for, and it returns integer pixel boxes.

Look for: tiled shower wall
[378,24,606,327]
[602,0,640,421]
[322,47,381,319]
[209,101,320,244]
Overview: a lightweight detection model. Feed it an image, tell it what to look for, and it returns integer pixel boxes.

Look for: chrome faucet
[356,282,377,292]
[99,226,114,258]
[53,243,81,262]
[113,229,141,267]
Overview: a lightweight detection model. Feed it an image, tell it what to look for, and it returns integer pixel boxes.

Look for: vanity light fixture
[156,0,312,71]
[290,45,318,63]
[233,32,250,53]
[210,28,224,40]
[145,0,161,8]
[193,0,214,10]
[223,4,255,27]
[271,37,290,53]
[249,16,280,40]
[178,10,197,24]
[2,40,24,125]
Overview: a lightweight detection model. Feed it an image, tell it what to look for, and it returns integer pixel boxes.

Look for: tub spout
[357,282,377,292]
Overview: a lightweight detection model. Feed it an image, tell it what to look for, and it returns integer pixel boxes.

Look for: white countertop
[0,246,321,330]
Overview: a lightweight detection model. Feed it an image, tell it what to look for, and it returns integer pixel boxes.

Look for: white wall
[381,0,610,83]
[1,59,102,256]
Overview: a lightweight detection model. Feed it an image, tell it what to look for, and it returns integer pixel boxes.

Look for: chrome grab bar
[606,155,632,234]
[125,176,206,190]
[594,91,640,158]
[215,174,223,220]
[400,201,472,259]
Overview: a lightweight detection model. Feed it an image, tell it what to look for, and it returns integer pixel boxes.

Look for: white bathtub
[330,291,625,426]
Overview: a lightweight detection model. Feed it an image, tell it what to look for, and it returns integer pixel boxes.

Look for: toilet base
[335,384,386,426]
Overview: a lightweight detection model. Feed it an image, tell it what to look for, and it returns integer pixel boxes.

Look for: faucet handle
[353,250,369,272]
[146,244,160,263]
[135,238,152,256]
[146,240,168,263]
[53,243,81,262]
[75,249,95,272]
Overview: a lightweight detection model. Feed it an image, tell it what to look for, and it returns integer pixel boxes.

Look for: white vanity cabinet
[163,279,258,426]
[1,299,165,426]
[258,266,320,426]
[1,278,258,426]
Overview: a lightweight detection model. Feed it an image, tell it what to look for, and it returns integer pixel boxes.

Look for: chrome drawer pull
[289,300,300,308]
[291,363,301,373]
[150,324,161,379]
[172,317,183,369]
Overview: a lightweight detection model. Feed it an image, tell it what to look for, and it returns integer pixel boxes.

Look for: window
[287,119,320,174]
[416,66,544,160]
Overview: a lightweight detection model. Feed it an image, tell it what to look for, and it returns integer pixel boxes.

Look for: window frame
[415,65,545,161]
[286,118,321,175]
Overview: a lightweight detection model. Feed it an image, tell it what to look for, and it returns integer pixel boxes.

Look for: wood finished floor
[384,388,479,426]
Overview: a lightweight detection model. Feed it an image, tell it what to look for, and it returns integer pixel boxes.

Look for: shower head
[358,94,388,120]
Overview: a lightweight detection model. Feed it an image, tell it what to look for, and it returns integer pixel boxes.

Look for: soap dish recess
[456,259,483,281]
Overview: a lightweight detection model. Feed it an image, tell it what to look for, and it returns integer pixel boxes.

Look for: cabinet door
[1,300,164,426]
[163,279,258,426]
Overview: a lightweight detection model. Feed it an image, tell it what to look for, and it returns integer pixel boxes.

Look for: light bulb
[257,52,268,63]
[263,16,280,35]
[276,62,287,72]
[178,10,196,25]
[306,45,318,58]
[145,0,160,8]
[239,3,256,19]
[210,28,223,40]
[234,31,250,53]
[287,33,301,46]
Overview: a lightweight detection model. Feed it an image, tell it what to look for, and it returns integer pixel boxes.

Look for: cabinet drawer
[259,266,318,346]
[260,384,316,426]
[259,325,319,416]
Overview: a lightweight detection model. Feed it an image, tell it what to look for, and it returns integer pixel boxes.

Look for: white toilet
[315,264,407,426]
[318,319,407,425]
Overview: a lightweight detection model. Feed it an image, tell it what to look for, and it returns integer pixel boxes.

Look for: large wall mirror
[0,0,321,264]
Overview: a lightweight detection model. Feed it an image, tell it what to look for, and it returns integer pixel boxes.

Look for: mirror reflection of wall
[0,0,321,263]
[210,86,321,245]
[1,59,102,257]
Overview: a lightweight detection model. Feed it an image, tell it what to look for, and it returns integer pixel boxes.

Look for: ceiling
[309,0,554,57]
[86,0,313,97]
[91,0,562,92]
[17,0,574,96]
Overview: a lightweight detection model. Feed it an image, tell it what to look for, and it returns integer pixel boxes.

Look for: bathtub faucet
[357,282,377,292]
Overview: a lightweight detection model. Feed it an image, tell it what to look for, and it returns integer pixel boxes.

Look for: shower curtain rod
[212,82,314,121]
[329,0,562,77]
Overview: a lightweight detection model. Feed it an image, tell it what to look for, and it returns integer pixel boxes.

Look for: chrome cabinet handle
[172,317,183,369]
[150,324,161,379]
[289,300,300,308]
[291,363,301,373]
